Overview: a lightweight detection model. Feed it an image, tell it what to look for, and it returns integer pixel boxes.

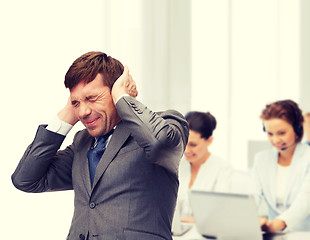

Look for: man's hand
[111,65,138,104]
[57,97,79,126]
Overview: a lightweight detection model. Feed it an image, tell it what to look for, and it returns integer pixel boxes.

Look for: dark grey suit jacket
[12,96,189,240]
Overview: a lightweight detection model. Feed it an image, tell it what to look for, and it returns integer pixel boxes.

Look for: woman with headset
[251,99,310,232]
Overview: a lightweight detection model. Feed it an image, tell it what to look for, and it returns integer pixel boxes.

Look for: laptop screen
[189,190,263,240]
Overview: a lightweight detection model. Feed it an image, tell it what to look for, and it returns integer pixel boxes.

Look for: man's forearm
[11,125,71,192]
[115,96,188,173]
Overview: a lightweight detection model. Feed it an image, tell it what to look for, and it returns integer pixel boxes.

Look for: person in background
[176,111,233,223]
[251,99,310,233]
[303,112,310,145]
[11,51,189,240]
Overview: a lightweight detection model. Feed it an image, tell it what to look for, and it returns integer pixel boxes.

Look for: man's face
[70,73,120,137]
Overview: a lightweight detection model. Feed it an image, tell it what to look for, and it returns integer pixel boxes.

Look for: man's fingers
[129,89,138,98]
[123,65,129,75]
[126,74,135,90]
[127,75,138,97]
[115,65,138,98]
[128,84,138,97]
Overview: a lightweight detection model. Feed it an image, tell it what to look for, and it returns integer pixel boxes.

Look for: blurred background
[1,0,310,239]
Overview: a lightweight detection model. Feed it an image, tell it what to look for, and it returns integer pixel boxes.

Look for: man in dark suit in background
[12,51,189,240]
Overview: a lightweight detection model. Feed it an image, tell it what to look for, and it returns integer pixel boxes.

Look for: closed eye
[86,95,98,102]
[71,100,80,108]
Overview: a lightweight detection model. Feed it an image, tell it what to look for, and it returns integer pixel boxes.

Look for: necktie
[87,130,113,186]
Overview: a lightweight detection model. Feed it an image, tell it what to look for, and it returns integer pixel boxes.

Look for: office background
[1,0,310,239]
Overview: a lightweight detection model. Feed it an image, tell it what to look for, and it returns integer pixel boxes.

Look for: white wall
[102,0,191,114]
[300,0,310,113]
[191,0,231,166]
[1,1,106,239]
[191,0,300,170]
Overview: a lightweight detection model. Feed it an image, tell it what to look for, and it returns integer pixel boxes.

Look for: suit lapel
[77,132,94,196]
[92,122,131,190]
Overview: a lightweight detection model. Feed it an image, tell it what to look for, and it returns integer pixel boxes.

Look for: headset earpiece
[280,100,303,139]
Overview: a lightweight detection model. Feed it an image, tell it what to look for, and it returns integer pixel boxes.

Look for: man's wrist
[115,94,129,104]
[46,116,73,136]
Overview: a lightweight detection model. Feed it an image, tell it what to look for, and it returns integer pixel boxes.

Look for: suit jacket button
[79,234,85,240]
[89,202,96,209]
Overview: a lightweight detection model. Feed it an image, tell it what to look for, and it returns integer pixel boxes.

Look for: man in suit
[11,51,189,240]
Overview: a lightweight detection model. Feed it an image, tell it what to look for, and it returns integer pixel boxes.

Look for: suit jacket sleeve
[11,125,75,192]
[115,96,189,174]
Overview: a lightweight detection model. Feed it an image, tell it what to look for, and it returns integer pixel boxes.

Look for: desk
[173,225,310,240]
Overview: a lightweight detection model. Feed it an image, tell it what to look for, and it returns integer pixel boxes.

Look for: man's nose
[78,102,91,119]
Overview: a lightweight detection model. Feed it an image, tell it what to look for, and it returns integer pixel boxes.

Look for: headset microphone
[280,143,295,151]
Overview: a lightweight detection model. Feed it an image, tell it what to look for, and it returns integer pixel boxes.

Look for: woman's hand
[260,217,286,233]
[181,216,195,224]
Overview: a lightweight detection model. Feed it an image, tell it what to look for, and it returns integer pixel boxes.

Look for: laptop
[188,190,263,240]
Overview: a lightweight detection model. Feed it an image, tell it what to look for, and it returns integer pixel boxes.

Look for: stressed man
[12,51,189,240]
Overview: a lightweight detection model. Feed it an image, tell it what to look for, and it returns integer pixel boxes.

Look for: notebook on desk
[188,190,263,240]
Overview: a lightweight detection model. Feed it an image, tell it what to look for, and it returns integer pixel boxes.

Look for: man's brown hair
[64,51,124,90]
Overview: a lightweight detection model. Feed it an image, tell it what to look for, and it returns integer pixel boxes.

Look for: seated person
[177,111,234,223]
[251,99,310,233]
[303,112,310,145]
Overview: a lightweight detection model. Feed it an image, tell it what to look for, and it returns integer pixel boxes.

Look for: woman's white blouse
[275,164,290,211]
[177,154,233,218]
[251,143,310,231]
